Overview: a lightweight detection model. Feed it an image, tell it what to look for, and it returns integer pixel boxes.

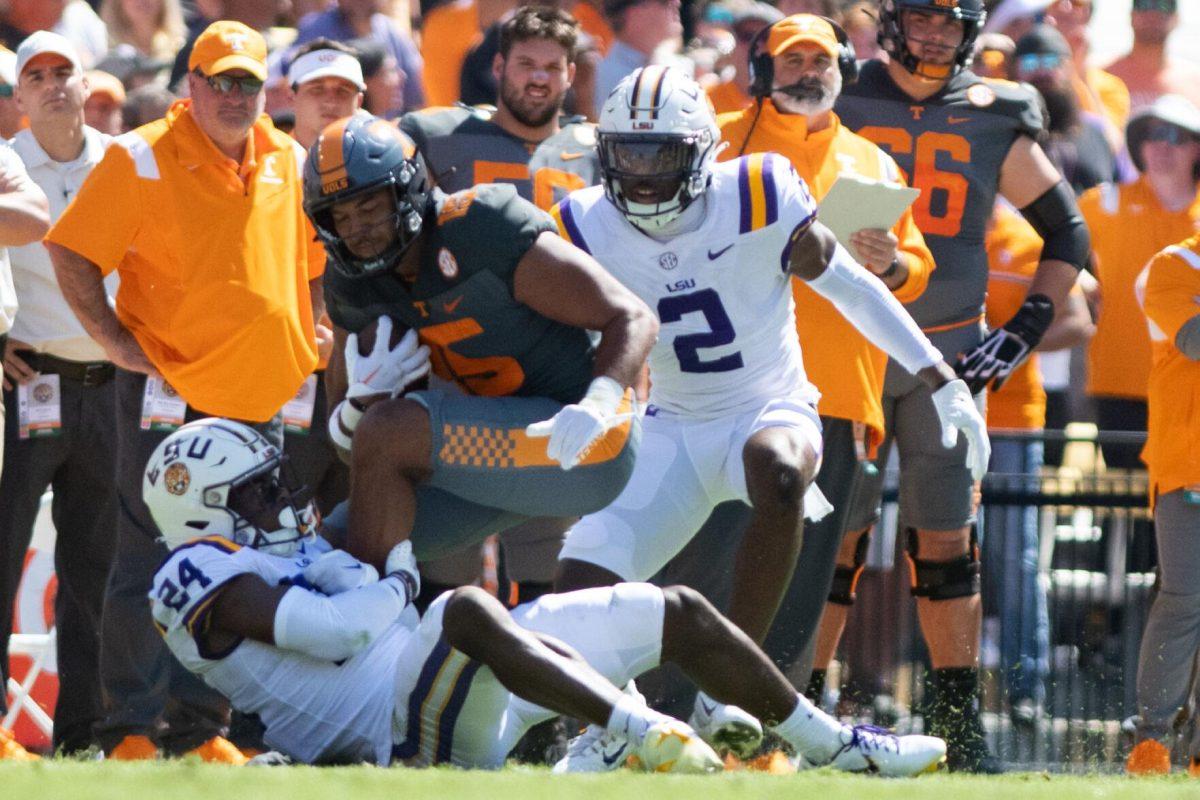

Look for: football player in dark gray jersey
[824,0,1090,773]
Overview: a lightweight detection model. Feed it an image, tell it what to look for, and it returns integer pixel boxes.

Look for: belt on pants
[16,350,115,387]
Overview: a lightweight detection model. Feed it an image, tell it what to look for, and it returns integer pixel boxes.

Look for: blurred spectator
[0,48,22,138]
[1011,25,1116,194]
[83,69,126,134]
[775,0,839,19]
[1079,95,1200,469]
[705,1,780,115]
[1126,230,1200,778]
[983,0,1052,42]
[353,38,404,118]
[974,31,1015,79]
[286,39,364,149]
[294,0,425,111]
[569,0,613,55]
[594,0,682,110]
[1104,0,1200,112]
[841,0,879,62]
[121,81,175,128]
[45,21,323,761]
[1044,0,1130,152]
[96,45,171,91]
[458,4,600,120]
[100,0,187,62]
[0,31,117,757]
[420,0,514,108]
[0,1,109,69]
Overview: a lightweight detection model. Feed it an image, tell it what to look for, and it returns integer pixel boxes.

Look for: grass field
[2,762,1197,800]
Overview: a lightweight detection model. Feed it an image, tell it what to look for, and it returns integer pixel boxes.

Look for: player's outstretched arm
[788,221,990,479]
[517,232,659,470]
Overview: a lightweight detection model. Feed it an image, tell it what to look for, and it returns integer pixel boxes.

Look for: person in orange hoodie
[716,14,935,690]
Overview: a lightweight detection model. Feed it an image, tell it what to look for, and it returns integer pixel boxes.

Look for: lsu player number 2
[658,289,744,373]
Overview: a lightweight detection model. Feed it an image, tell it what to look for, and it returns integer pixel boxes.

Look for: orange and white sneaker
[110,734,159,761]
[186,736,249,765]
[0,727,39,761]
[636,720,723,774]
[1126,739,1171,776]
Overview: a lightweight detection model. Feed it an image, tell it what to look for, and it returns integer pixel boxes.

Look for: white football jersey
[552,153,819,419]
[150,536,419,765]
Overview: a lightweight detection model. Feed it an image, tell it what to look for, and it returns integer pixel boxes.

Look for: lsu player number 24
[145,418,947,775]
[549,65,990,763]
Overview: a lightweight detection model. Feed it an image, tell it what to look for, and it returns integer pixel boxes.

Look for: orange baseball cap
[188,20,267,80]
[765,14,840,59]
[86,70,126,103]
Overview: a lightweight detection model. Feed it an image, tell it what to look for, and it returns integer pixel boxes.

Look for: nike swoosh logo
[708,244,733,260]
[601,743,628,766]
[443,296,464,314]
[561,151,586,161]
[947,116,970,124]
[699,697,717,715]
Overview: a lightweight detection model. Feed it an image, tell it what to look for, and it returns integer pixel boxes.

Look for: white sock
[605,694,672,745]
[769,693,847,763]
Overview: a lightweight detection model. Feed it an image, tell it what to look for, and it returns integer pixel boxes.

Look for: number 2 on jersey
[857,127,971,237]
[657,289,744,373]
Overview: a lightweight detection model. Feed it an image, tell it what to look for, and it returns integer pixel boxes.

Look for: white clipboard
[816,173,920,251]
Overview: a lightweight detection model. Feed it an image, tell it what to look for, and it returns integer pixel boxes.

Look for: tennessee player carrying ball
[830,0,1091,772]
[305,114,657,581]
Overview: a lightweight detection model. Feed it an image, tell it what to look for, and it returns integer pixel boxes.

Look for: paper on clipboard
[816,173,919,251]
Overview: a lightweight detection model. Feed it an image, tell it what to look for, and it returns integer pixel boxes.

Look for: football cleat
[688,692,763,759]
[636,720,724,774]
[805,724,946,777]
[552,724,632,774]
[1126,739,1171,776]
[186,735,250,765]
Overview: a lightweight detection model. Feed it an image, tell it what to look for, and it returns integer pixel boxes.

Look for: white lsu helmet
[598,65,721,231]
[143,418,316,556]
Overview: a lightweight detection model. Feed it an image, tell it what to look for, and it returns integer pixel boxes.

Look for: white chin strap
[255,503,318,557]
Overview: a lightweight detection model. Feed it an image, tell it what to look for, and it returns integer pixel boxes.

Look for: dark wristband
[879,257,901,280]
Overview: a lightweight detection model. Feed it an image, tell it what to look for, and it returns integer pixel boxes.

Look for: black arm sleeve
[1019,180,1091,272]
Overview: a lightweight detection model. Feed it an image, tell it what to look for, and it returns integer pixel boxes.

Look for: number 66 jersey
[552,152,820,419]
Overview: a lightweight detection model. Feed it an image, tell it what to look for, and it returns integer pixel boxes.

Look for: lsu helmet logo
[164,462,191,496]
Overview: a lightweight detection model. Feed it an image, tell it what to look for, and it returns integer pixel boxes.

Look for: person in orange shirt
[1080,94,1200,469]
[1103,0,1200,112]
[45,21,325,762]
[1125,233,1200,778]
[1044,0,1130,151]
[981,201,1093,725]
[420,0,514,107]
[716,14,935,690]
[705,2,781,116]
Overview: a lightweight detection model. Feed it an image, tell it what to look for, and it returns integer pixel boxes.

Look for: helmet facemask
[219,455,317,557]
[878,0,985,80]
[598,129,715,231]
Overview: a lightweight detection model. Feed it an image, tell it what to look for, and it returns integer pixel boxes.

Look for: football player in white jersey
[145,417,947,774]
[549,65,990,761]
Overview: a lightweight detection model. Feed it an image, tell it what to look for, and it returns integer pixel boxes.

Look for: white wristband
[328,399,363,451]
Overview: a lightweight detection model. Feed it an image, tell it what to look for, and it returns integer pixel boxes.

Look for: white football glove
[525,377,631,470]
[345,316,431,402]
[302,549,379,595]
[930,379,991,481]
[384,540,420,605]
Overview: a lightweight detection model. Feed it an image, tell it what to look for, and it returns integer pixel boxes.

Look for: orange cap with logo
[188,20,268,80]
[765,14,840,59]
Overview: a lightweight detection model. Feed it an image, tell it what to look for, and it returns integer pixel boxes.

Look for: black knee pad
[904,526,980,601]
[828,529,871,606]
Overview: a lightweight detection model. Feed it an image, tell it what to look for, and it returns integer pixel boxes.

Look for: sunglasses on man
[1016,52,1064,75]
[197,71,265,96]
[1143,124,1194,145]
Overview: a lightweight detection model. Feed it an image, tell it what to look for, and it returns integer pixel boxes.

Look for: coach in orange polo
[47,21,324,761]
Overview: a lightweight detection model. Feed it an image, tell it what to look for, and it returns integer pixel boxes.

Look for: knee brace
[828,529,871,606]
[905,526,980,601]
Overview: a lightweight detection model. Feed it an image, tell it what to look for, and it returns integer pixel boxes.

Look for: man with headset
[824,0,1090,772]
[715,13,935,698]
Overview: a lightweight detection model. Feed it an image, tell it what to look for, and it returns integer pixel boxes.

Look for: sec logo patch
[967,84,995,108]
[438,247,459,279]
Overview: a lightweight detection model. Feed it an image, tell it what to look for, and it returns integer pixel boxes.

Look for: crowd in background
[0,0,1197,774]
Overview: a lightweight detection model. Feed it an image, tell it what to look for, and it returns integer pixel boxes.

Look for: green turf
[1,762,1197,800]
